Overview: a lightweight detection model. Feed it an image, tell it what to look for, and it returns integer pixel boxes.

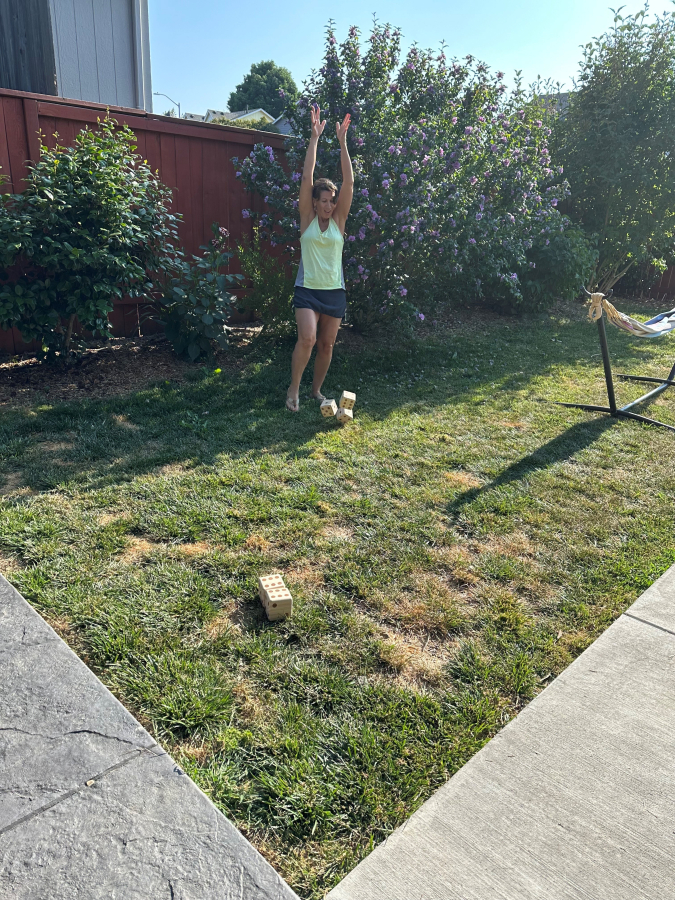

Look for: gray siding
[0,0,58,95]
[48,0,152,109]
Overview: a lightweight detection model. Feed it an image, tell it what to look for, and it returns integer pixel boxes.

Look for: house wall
[0,87,287,356]
[48,0,152,110]
[0,0,58,95]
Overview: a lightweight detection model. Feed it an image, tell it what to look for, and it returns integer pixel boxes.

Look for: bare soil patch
[0,335,238,409]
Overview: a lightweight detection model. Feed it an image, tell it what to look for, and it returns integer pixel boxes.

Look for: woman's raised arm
[298,105,325,233]
[333,114,353,234]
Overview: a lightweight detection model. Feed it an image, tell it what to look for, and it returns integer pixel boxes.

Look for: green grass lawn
[2,298,675,897]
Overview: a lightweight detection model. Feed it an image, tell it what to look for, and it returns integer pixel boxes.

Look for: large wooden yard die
[321,399,338,417]
[336,407,354,424]
[339,391,356,410]
[258,573,293,621]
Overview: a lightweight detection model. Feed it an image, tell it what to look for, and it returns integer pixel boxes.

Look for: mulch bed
[0,334,240,410]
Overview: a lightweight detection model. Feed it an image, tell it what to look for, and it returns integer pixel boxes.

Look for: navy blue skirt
[293,286,346,319]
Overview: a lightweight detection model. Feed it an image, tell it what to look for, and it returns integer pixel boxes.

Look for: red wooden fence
[0,87,285,355]
[651,266,675,301]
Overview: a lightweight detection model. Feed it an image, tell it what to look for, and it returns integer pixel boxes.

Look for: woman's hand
[336,113,351,145]
[310,105,326,141]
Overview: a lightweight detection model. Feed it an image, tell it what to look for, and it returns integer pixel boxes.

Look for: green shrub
[0,116,179,358]
[234,226,295,333]
[552,6,675,291]
[519,226,597,309]
[157,224,241,361]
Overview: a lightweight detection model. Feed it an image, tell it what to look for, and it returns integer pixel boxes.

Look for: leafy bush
[520,226,597,307]
[0,117,179,357]
[156,224,241,361]
[552,6,675,291]
[234,226,295,333]
[233,22,583,327]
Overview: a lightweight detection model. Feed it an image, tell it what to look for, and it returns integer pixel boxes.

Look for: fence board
[173,134,194,254]
[190,137,204,255]
[0,98,12,192]
[3,97,30,192]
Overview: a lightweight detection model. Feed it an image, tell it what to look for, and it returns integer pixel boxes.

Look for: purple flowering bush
[233,23,589,327]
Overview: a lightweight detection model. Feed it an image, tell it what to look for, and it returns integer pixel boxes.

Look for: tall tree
[553,6,675,291]
[228,60,298,118]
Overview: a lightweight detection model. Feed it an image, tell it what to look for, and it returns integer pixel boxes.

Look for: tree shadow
[2,302,675,501]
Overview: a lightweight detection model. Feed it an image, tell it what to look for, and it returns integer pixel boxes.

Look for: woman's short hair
[312,178,338,201]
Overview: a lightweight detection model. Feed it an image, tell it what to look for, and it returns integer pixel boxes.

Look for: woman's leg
[287,307,319,411]
[311,314,342,399]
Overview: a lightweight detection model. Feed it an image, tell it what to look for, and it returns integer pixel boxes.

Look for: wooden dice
[258,573,293,621]
[321,399,338,417]
[336,407,354,424]
[339,390,356,410]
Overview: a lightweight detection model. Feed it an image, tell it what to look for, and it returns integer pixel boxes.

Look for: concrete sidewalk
[0,574,299,900]
[328,565,675,900]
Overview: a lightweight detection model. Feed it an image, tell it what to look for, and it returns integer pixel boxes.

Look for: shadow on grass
[2,306,675,499]
[447,415,617,519]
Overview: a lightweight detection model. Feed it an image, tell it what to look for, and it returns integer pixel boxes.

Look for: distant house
[0,0,152,110]
[273,115,293,135]
[182,108,280,127]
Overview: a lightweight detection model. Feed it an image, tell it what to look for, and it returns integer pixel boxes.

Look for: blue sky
[148,0,656,117]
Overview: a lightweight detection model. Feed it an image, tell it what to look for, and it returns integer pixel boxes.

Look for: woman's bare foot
[286,390,300,412]
[311,390,326,402]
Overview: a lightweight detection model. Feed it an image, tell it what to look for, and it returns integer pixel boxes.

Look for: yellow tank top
[295,216,345,290]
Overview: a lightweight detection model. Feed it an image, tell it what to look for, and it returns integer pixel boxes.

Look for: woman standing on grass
[286,105,354,412]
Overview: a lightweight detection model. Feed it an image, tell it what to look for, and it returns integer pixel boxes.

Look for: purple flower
[348,235,356,241]
[476,213,482,221]
[361,188,369,197]
[382,179,390,189]
[469,238,476,244]
[400,173,408,184]
[399,286,408,296]
[235,171,242,178]
[282,184,290,191]
[358,265,364,274]
[470,176,478,185]
[388,145,397,154]
[242,209,250,219]
[416,312,425,321]
[402,240,409,248]
[465,126,473,135]
[292,172,301,182]
[452,117,458,124]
